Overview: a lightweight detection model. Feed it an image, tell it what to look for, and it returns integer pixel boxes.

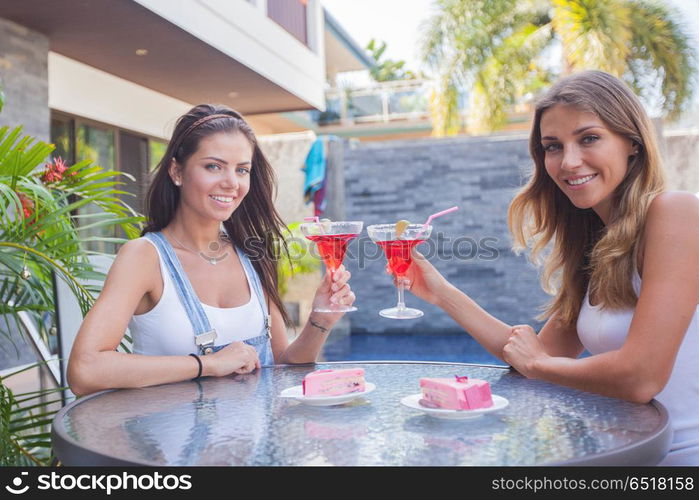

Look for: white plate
[400,393,509,420]
[279,382,376,406]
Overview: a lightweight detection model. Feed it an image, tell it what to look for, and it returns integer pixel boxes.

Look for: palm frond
[469,22,554,133]
[0,242,96,315]
[626,0,696,118]
[1,364,60,466]
[429,72,462,136]
[421,0,552,135]
[552,0,632,76]
[0,126,55,179]
[421,0,695,134]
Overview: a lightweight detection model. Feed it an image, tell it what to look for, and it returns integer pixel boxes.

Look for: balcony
[312,79,432,128]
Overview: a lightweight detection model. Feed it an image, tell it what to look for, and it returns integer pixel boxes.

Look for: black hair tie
[189,353,203,380]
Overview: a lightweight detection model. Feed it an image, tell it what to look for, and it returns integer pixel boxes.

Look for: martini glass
[367,223,432,319]
[300,220,363,313]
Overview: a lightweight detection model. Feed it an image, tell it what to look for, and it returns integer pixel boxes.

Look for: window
[149,140,167,172]
[267,0,308,45]
[76,123,117,254]
[50,112,165,254]
[50,116,76,165]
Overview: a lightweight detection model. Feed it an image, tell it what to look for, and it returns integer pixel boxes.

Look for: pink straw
[415,206,458,239]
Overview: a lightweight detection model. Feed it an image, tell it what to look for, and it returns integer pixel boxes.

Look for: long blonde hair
[508,70,666,326]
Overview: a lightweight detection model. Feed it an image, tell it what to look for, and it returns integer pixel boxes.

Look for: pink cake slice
[302,368,366,397]
[419,375,493,410]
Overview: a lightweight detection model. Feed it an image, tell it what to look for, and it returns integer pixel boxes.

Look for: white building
[0,0,371,375]
[0,0,371,199]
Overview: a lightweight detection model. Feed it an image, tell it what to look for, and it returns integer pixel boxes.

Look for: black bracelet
[189,353,203,380]
[309,319,329,333]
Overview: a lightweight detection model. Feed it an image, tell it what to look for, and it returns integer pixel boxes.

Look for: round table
[52,362,671,466]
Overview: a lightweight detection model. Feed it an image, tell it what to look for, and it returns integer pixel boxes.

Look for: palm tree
[421,0,696,135]
[366,39,419,82]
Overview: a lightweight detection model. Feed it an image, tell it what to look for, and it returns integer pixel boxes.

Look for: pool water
[321,333,506,365]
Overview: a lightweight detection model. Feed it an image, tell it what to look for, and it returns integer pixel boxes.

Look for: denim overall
[144,231,274,365]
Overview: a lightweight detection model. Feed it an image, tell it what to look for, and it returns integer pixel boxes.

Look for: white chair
[9,309,61,387]
[53,254,128,402]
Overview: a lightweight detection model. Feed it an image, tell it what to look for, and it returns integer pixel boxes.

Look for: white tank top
[577,270,699,465]
[128,237,265,356]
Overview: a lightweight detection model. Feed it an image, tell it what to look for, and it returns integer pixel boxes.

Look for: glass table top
[53,362,670,466]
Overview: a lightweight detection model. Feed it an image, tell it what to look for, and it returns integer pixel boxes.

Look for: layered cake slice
[419,375,493,410]
[302,368,366,397]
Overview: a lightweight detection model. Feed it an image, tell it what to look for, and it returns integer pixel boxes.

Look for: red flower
[54,156,68,173]
[16,192,35,222]
[41,156,70,184]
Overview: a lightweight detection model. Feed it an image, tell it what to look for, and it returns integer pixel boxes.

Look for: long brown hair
[144,104,292,327]
[508,70,666,326]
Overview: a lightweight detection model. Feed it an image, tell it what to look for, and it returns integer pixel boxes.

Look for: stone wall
[0,17,49,141]
[342,134,549,335]
[663,133,699,193]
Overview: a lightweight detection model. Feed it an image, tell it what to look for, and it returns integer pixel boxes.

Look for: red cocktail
[307,233,359,273]
[376,239,426,277]
[368,223,433,319]
[300,220,364,313]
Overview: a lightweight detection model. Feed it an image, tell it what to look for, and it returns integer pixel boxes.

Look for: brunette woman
[69,105,354,396]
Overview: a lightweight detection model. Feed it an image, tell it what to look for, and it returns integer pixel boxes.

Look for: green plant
[0,126,142,344]
[0,363,63,466]
[0,124,143,466]
[277,222,320,297]
[366,39,419,82]
[422,0,696,135]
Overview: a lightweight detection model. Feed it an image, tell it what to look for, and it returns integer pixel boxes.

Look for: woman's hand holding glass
[397,248,453,306]
[311,265,355,323]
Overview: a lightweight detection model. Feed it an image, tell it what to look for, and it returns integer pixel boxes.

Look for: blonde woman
[403,71,699,465]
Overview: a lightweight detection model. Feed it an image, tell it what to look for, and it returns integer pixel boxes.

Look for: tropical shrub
[277,222,320,297]
[0,123,143,465]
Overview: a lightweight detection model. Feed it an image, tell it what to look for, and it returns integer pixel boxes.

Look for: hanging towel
[313,172,327,216]
[303,136,326,205]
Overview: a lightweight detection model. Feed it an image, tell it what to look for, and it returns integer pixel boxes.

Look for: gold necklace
[169,231,230,266]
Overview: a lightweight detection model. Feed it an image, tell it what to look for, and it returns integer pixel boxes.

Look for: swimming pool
[320,332,506,365]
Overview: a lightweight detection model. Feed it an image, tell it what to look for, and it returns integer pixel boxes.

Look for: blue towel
[303,137,326,203]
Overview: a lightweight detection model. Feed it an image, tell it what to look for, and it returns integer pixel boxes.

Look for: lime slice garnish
[395,220,410,238]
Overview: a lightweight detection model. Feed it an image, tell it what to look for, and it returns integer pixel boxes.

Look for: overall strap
[236,247,272,339]
[144,232,217,354]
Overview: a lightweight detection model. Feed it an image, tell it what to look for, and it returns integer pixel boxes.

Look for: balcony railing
[312,79,432,127]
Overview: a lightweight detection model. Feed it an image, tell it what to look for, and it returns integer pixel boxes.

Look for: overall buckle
[265,315,272,339]
[195,329,217,355]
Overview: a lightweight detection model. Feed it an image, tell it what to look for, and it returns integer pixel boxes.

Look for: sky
[322,0,699,77]
[322,0,434,73]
